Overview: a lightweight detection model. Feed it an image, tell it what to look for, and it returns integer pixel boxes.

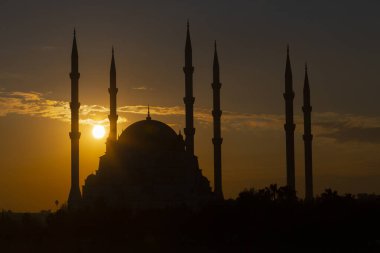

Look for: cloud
[131,86,154,91]
[0,91,69,121]
[0,91,284,130]
[322,126,380,143]
[0,91,122,126]
[118,105,183,115]
[222,111,283,131]
[118,106,283,131]
[313,112,380,143]
[2,90,380,144]
[132,86,147,90]
[9,91,43,101]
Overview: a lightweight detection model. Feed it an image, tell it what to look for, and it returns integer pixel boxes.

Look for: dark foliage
[1,186,380,252]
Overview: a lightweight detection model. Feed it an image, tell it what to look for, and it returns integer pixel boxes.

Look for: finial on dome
[146,104,151,120]
[178,130,184,142]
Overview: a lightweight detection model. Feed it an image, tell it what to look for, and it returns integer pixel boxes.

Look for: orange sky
[1,1,380,211]
[1,96,380,211]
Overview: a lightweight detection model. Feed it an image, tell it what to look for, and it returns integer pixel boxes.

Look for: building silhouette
[65,25,318,207]
[212,42,224,200]
[284,46,296,191]
[66,24,220,209]
[303,64,313,200]
[106,47,118,154]
[183,21,196,156]
[67,30,82,208]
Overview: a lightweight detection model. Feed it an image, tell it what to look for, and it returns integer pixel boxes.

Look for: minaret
[303,64,313,200]
[212,41,223,199]
[284,46,296,191]
[106,47,118,153]
[68,30,82,208]
[183,21,195,156]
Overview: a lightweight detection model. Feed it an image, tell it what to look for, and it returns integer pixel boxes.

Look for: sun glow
[92,125,105,139]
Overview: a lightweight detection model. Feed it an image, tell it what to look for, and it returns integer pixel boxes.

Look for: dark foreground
[1,187,380,253]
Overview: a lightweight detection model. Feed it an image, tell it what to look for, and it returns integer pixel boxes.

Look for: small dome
[118,119,183,152]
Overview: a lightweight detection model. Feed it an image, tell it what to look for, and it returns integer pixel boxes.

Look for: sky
[1,0,380,211]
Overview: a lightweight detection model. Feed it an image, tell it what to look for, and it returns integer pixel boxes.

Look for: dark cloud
[310,112,380,144]
[321,126,380,144]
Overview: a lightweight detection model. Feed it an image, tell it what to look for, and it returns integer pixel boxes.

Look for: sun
[92,125,105,139]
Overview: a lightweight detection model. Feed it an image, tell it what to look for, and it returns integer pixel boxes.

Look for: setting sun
[92,125,105,139]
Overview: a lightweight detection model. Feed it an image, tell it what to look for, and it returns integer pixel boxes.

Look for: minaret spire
[284,45,296,192]
[71,29,78,73]
[106,46,118,153]
[183,21,195,155]
[146,105,151,120]
[303,63,313,200]
[68,29,82,208]
[212,41,223,199]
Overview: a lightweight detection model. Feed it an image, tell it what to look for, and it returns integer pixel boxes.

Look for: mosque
[67,23,314,209]
[67,23,223,209]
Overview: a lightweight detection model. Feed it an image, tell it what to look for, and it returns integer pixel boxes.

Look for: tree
[269,184,278,201]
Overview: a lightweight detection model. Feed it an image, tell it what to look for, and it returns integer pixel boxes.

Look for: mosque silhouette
[67,23,313,209]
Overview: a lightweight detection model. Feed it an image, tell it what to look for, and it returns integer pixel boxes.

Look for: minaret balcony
[183,66,194,73]
[212,137,223,145]
[302,106,312,112]
[283,92,295,100]
[212,110,222,118]
[284,123,296,131]
[212,82,222,89]
[69,131,81,139]
[70,72,80,79]
[303,134,313,141]
[70,102,80,110]
[108,87,118,94]
[183,96,195,104]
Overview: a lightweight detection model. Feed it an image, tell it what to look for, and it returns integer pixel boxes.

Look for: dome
[117,118,183,152]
